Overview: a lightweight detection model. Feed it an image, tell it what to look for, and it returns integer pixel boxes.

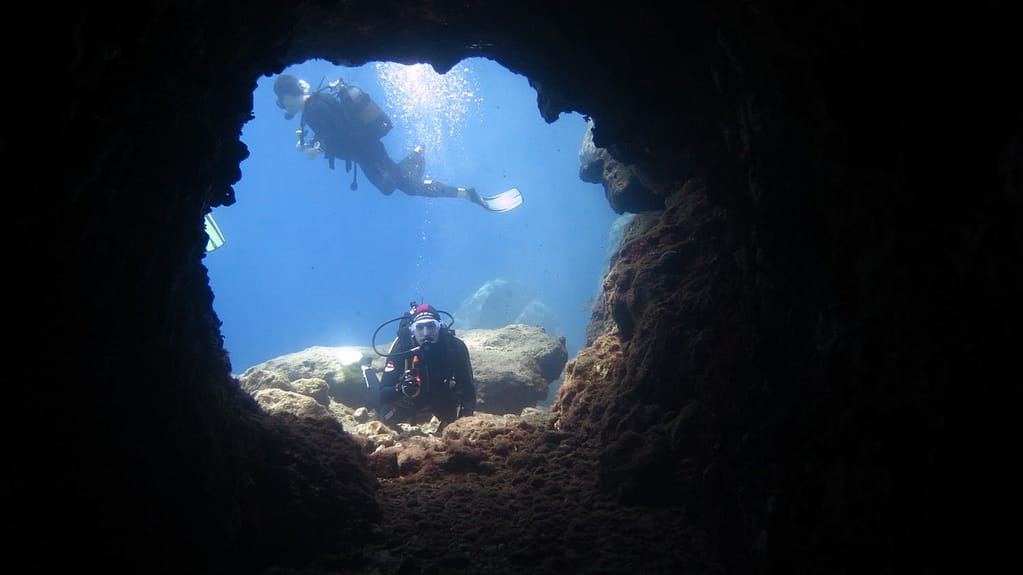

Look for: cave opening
[204,57,623,382]
[55,4,1008,572]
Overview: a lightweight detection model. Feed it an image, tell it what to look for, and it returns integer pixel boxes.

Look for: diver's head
[273,74,309,119]
[409,304,443,345]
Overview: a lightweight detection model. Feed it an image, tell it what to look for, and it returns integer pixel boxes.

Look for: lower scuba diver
[364,303,476,432]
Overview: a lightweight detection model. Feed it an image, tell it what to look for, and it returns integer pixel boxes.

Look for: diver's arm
[379,337,403,390]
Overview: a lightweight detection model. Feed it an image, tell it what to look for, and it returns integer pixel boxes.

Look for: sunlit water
[376,61,483,173]
[205,57,624,376]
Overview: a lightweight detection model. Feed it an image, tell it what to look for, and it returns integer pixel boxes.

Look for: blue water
[205,58,620,374]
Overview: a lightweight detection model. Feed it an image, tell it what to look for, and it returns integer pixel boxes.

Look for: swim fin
[478,188,523,212]
[204,213,226,252]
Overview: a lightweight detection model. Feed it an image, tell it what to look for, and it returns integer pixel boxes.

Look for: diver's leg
[397,144,425,183]
[387,142,482,205]
[407,180,484,206]
[357,142,400,195]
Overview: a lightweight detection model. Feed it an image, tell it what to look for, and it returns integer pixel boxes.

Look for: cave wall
[49,1,1017,573]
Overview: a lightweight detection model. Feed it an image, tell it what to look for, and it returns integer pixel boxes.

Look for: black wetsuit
[301,89,463,198]
[373,330,476,426]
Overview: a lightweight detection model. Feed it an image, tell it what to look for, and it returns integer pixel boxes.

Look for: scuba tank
[339,83,393,140]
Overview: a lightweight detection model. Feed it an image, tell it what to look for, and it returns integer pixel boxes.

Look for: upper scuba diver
[363,303,477,433]
[273,73,522,212]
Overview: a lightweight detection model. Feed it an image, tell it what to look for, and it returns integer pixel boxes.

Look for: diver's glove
[300,142,322,159]
[293,129,321,158]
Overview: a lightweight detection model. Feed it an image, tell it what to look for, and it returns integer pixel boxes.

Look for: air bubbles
[375,62,483,173]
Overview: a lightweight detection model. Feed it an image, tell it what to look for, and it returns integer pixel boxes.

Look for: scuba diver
[273,73,522,212]
[364,303,477,432]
